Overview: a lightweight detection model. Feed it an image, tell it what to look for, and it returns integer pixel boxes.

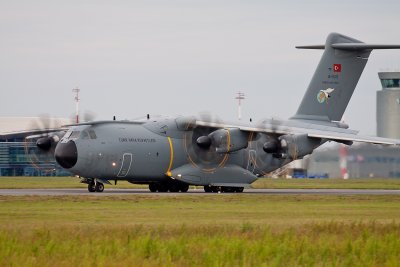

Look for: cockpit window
[70,131,80,139]
[80,131,89,139]
[88,130,97,139]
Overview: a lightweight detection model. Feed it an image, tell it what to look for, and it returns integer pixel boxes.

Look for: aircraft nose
[55,141,78,169]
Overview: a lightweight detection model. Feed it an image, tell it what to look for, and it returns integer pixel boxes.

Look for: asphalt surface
[1,188,400,196]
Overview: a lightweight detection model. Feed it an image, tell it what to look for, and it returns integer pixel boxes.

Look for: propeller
[23,115,68,173]
[82,110,97,122]
[245,117,292,177]
[248,118,322,177]
[257,117,293,159]
[182,113,229,172]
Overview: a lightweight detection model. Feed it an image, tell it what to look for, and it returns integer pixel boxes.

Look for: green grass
[0,195,400,266]
[1,176,400,190]
[1,222,399,266]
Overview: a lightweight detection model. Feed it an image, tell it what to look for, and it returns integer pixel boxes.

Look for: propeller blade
[83,110,97,122]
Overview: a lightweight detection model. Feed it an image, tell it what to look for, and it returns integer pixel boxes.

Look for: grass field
[0,194,400,266]
[1,176,400,189]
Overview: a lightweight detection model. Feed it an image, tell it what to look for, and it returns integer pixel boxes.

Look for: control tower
[377,72,400,139]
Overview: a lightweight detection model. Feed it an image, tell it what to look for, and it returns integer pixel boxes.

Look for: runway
[1,188,400,196]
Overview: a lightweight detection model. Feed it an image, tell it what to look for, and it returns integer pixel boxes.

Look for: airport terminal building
[306,143,400,178]
[0,117,71,176]
[0,140,58,176]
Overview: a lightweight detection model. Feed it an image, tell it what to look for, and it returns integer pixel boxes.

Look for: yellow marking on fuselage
[166,137,174,175]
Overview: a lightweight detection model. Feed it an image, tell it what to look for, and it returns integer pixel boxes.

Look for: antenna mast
[235,91,245,120]
[72,87,80,123]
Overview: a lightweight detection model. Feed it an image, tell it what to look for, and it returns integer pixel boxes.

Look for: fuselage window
[81,131,89,139]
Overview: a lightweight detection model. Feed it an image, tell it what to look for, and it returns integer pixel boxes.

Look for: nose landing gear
[87,181,104,192]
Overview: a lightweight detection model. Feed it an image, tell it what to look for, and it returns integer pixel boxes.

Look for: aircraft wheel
[211,186,221,193]
[149,184,157,192]
[158,184,168,192]
[204,186,212,193]
[88,183,96,192]
[222,187,234,193]
[95,183,104,192]
[169,184,180,192]
[180,184,189,192]
[235,187,244,193]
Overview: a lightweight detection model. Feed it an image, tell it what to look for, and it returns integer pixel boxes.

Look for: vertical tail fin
[291,32,400,122]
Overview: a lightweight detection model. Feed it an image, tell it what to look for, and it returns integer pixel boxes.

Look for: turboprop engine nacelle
[264,133,321,159]
[279,134,322,159]
[197,128,249,153]
[210,128,249,153]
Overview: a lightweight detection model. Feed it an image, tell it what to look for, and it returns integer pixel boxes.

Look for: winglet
[296,45,325,50]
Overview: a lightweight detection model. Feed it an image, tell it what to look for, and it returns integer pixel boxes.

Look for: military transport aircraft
[17,33,400,192]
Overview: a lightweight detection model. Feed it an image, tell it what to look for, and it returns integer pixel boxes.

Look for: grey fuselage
[61,117,295,183]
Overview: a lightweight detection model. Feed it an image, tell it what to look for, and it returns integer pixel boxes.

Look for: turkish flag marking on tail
[333,64,342,72]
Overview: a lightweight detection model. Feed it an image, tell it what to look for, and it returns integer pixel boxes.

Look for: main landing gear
[148,182,189,193]
[203,186,244,193]
[87,181,104,193]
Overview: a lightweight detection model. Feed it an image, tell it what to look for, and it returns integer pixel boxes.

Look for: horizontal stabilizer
[332,43,400,50]
[296,45,325,49]
[297,43,400,51]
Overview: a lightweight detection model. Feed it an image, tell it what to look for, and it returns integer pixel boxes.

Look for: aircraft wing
[0,128,68,140]
[306,132,400,145]
[195,120,400,145]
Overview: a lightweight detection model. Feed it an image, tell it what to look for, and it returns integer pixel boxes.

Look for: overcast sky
[1,0,400,135]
